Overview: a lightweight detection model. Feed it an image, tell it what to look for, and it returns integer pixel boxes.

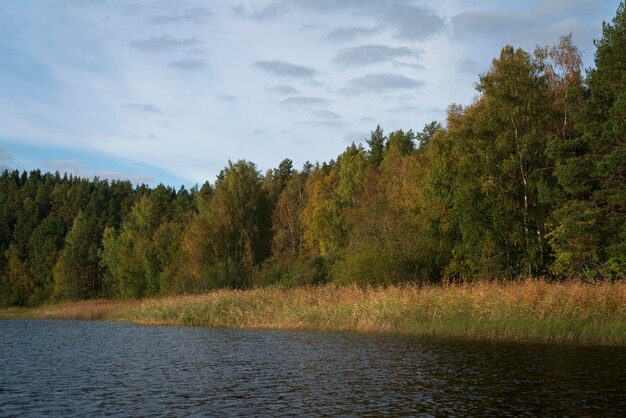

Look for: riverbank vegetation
[0,4,624,308]
[2,280,624,346]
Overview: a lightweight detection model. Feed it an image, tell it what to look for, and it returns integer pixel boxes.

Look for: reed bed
[2,279,624,346]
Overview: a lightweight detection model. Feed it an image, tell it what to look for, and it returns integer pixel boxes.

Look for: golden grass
[2,279,624,346]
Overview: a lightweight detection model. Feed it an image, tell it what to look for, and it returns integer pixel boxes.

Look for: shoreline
[1,280,624,346]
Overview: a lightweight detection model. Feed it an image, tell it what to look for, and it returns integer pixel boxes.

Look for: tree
[544,33,583,143]
[180,193,214,293]
[53,212,101,300]
[302,161,314,176]
[550,3,626,277]
[28,215,67,303]
[183,160,271,289]
[276,159,294,188]
[417,121,442,151]
[434,45,560,279]
[261,158,295,218]
[101,189,185,298]
[386,130,415,156]
[271,172,306,265]
[366,125,386,166]
[477,45,557,275]
[301,164,339,256]
[301,145,367,256]
[3,244,32,306]
[335,143,437,284]
[101,196,156,298]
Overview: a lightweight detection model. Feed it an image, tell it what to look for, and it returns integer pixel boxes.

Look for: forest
[0,4,624,307]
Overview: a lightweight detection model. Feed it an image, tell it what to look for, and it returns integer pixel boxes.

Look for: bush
[254,263,286,287]
[253,255,335,288]
[331,245,411,285]
[284,256,331,286]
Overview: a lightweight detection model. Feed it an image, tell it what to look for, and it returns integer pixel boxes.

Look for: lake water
[0,320,624,416]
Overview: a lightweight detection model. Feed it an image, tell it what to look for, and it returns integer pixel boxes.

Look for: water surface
[1,320,624,416]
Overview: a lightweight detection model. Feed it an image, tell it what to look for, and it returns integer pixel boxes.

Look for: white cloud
[342,73,425,94]
[322,27,379,42]
[130,35,204,52]
[0,0,618,185]
[279,96,333,107]
[170,58,208,71]
[253,60,316,79]
[332,45,417,67]
[150,7,214,25]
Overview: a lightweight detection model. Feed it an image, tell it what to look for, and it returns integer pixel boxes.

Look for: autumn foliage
[0,3,625,306]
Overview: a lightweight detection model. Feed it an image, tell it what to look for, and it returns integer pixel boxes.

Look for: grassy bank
[1,280,624,346]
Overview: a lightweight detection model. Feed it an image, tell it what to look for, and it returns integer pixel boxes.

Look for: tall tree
[53,211,101,300]
[386,130,415,156]
[301,164,339,256]
[417,121,442,151]
[366,125,386,167]
[101,188,184,298]
[336,143,437,284]
[436,45,559,279]
[301,145,367,256]
[28,215,67,303]
[183,160,271,289]
[550,3,626,277]
[271,172,307,265]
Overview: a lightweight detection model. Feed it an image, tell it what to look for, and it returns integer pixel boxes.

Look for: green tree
[3,244,32,306]
[435,45,560,279]
[101,188,184,298]
[28,215,67,303]
[335,144,437,284]
[550,3,626,277]
[417,121,442,151]
[386,129,415,156]
[53,212,101,300]
[366,125,386,166]
[183,160,271,289]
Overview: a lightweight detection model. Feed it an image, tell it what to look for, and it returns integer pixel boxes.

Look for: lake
[0,320,624,416]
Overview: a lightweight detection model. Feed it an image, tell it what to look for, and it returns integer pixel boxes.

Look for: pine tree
[417,121,442,151]
[551,2,626,277]
[53,212,100,300]
[366,125,386,167]
[386,130,415,156]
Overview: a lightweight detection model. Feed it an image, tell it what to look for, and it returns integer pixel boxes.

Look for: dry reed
[1,279,624,345]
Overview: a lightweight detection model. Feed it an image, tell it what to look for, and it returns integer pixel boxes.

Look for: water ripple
[0,320,624,416]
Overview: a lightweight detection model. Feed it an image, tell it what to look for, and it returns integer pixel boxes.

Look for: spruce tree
[366,125,386,167]
[551,2,626,277]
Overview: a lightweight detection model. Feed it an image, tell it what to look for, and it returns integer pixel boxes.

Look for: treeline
[1,4,624,306]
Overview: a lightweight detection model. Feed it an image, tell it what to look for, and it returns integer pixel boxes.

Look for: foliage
[271,171,307,265]
[182,160,271,290]
[366,125,386,166]
[53,211,102,301]
[0,3,625,306]
[550,3,626,277]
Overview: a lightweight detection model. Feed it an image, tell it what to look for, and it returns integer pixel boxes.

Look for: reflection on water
[0,320,624,416]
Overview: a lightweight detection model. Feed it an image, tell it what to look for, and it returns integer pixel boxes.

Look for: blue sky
[0,0,620,188]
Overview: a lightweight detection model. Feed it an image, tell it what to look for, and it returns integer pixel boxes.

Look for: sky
[0,0,621,188]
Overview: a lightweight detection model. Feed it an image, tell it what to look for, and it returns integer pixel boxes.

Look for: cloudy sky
[0,0,620,187]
